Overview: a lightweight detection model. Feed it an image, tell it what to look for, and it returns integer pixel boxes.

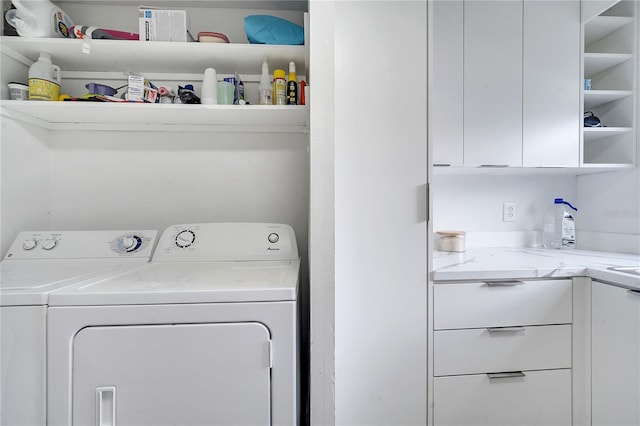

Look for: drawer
[434,279,572,329]
[434,369,571,426]
[434,324,571,376]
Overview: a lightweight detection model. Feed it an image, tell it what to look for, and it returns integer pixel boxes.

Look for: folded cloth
[244,15,304,45]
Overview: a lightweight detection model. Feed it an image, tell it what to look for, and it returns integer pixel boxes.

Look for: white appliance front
[0,230,157,426]
[47,223,300,426]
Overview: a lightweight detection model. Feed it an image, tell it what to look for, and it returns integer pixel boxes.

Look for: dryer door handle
[96,386,116,426]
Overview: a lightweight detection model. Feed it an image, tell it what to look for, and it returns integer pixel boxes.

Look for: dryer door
[72,322,271,425]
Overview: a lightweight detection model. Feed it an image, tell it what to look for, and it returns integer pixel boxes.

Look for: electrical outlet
[503,202,516,222]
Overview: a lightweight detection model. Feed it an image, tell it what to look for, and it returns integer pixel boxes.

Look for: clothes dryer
[47,223,300,426]
[0,230,157,426]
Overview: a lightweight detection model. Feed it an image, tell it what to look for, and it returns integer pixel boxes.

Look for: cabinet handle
[484,280,524,286]
[628,289,640,296]
[479,164,509,168]
[433,163,451,167]
[487,326,525,333]
[487,371,526,379]
[96,386,116,426]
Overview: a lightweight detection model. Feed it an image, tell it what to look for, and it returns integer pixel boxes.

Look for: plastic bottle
[286,61,297,105]
[28,52,61,101]
[542,198,578,249]
[200,68,217,105]
[273,69,286,105]
[5,0,73,38]
[259,59,273,105]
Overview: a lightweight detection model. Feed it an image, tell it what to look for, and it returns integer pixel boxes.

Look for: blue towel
[244,15,304,45]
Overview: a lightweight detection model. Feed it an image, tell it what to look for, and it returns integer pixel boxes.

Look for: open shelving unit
[581,1,637,167]
[0,30,309,132]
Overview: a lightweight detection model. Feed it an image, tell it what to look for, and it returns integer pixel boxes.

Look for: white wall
[432,169,640,253]
[334,1,427,425]
[432,172,577,246]
[576,169,640,253]
[1,120,51,252]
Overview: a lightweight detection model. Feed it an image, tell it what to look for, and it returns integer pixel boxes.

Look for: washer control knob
[42,239,57,250]
[268,233,279,244]
[22,239,38,250]
[122,235,142,252]
[175,230,196,248]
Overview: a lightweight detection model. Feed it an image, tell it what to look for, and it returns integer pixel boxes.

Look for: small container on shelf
[436,231,466,252]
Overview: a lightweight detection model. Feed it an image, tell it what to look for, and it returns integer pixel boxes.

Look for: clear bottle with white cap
[259,58,272,105]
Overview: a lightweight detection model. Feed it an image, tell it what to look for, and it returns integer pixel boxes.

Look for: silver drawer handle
[487,326,525,333]
[487,371,526,379]
[485,280,524,286]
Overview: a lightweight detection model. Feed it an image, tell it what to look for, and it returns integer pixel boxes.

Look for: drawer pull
[628,289,640,296]
[487,371,526,379]
[484,280,524,286]
[487,326,525,333]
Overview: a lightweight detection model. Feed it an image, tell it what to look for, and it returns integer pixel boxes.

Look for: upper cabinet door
[431,0,464,167]
[523,1,580,167]
[463,1,523,167]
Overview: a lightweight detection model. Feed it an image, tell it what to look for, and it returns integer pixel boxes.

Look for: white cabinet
[582,1,637,167]
[431,1,580,168]
[430,0,463,167]
[591,280,640,426]
[432,279,573,426]
[523,0,580,167]
[463,0,522,167]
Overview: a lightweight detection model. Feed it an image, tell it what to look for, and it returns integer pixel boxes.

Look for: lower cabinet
[433,279,573,426]
[434,369,572,426]
[592,280,640,426]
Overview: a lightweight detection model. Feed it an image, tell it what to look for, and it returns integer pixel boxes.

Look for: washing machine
[47,222,300,426]
[0,229,157,426]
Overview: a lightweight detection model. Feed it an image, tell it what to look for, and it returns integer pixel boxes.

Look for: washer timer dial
[175,230,196,248]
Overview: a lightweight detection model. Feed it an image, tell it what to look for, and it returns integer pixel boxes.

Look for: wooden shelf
[0,37,306,76]
[0,100,309,132]
[583,90,633,109]
[584,53,633,76]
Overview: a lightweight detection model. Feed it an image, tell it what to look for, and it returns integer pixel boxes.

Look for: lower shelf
[0,100,309,133]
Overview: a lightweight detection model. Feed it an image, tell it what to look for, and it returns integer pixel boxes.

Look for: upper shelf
[0,36,306,76]
[0,100,309,133]
[584,52,633,76]
[584,15,634,46]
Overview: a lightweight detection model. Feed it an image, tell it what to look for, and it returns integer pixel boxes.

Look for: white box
[139,7,187,42]
[127,75,145,101]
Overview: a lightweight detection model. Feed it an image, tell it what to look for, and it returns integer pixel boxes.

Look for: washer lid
[0,261,149,306]
[47,260,300,306]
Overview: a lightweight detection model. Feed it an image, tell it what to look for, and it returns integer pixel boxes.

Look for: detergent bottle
[5,0,73,38]
[28,53,61,101]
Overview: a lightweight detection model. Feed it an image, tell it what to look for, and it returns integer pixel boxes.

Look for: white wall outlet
[503,202,516,222]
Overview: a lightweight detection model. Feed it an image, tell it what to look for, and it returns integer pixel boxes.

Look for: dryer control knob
[268,233,280,243]
[22,239,38,250]
[42,239,58,250]
[175,230,196,248]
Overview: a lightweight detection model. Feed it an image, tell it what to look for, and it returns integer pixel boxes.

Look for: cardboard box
[139,7,187,42]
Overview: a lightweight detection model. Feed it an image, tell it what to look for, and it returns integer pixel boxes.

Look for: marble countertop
[432,247,640,290]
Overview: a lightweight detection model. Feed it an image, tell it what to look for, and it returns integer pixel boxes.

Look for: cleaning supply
[200,68,218,105]
[28,53,61,101]
[286,61,297,105]
[273,69,286,105]
[542,198,577,249]
[5,0,73,38]
[259,58,273,105]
